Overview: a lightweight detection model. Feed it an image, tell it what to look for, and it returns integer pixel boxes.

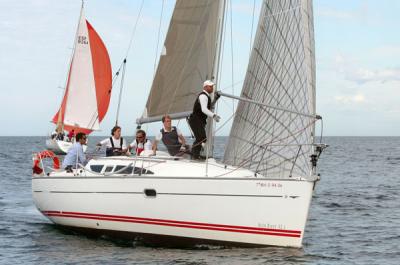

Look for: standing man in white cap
[188,80,221,160]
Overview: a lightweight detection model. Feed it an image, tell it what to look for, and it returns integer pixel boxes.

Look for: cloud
[318,8,355,20]
[316,3,374,22]
[386,109,400,114]
[331,54,357,74]
[328,52,400,85]
[335,94,366,104]
[345,67,400,84]
[373,45,400,58]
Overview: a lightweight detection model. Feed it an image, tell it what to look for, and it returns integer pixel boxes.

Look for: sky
[0,0,399,136]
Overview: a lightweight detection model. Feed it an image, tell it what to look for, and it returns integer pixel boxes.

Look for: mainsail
[223,0,316,178]
[137,0,222,124]
[52,7,112,134]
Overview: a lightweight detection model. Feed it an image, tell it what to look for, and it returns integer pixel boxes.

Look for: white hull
[45,139,87,155]
[32,157,317,247]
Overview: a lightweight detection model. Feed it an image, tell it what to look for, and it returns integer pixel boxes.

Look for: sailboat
[46,2,112,155]
[33,0,326,247]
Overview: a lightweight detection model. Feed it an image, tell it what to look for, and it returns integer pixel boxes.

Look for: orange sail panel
[87,20,112,123]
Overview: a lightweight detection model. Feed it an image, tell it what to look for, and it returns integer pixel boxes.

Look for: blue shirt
[62,142,86,168]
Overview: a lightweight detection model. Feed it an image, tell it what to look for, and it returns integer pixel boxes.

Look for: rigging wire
[229,0,235,115]
[115,59,127,126]
[147,0,165,122]
[249,0,256,56]
[216,0,228,90]
[218,79,244,92]
[111,0,145,127]
[152,0,165,77]
[111,0,145,72]
[211,0,229,157]
[124,0,145,59]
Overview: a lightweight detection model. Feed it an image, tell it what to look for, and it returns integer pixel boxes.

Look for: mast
[56,1,85,133]
[205,0,227,158]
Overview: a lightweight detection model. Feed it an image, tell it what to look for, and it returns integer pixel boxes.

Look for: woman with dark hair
[96,126,128,156]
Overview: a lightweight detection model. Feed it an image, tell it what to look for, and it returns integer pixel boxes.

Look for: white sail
[137,0,222,124]
[63,8,100,130]
[223,0,316,179]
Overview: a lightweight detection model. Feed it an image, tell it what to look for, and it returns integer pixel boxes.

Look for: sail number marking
[78,36,88,45]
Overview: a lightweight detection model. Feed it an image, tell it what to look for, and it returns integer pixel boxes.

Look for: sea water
[0,136,399,265]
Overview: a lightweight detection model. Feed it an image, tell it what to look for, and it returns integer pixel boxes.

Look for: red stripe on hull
[42,211,301,238]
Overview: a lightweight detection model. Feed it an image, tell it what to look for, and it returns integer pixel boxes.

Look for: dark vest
[192,91,211,123]
[161,126,181,156]
[106,137,124,157]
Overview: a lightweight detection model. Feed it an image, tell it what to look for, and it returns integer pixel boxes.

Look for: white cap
[203,80,215,88]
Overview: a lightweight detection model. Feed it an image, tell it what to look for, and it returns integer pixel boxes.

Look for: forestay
[137,0,221,124]
[223,0,316,179]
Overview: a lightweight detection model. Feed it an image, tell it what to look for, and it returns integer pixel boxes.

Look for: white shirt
[199,90,215,118]
[129,139,152,150]
[155,126,183,142]
[100,137,127,149]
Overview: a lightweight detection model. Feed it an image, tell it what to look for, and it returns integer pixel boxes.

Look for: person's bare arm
[178,134,186,146]
[152,140,158,155]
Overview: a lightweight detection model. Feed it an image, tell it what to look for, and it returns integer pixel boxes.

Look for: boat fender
[32,150,60,175]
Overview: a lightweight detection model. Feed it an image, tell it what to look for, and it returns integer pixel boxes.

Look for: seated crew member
[129,129,152,156]
[96,126,128,157]
[152,115,188,156]
[62,132,87,172]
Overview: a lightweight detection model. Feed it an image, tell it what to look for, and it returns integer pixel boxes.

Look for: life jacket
[191,91,211,123]
[161,126,181,156]
[106,137,124,157]
[135,139,150,155]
